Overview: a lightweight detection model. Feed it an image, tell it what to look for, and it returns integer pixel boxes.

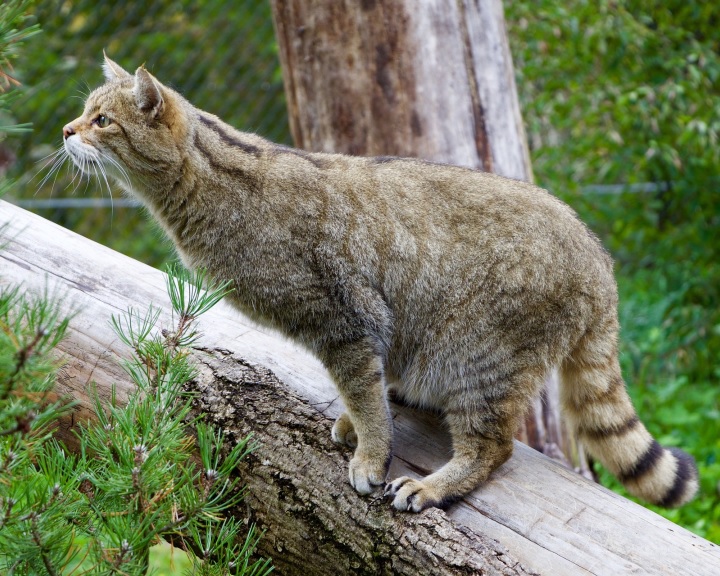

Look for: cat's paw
[348,453,388,494]
[384,476,442,512]
[331,412,357,448]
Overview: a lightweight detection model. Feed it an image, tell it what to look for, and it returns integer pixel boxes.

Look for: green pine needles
[0,0,40,132]
[0,265,272,575]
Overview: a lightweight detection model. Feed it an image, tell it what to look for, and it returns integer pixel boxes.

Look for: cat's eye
[93,114,112,128]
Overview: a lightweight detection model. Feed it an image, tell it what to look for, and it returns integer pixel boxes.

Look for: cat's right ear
[134,67,164,118]
[102,51,132,82]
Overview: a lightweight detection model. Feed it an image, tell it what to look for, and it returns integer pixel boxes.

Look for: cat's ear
[134,66,164,117]
[102,52,132,82]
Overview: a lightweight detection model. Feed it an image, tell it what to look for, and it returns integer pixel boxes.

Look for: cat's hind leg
[386,368,544,511]
[385,420,514,511]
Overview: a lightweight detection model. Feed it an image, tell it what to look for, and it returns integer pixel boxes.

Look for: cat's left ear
[102,51,132,82]
[134,66,163,118]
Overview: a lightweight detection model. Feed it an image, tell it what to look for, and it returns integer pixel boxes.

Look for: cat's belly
[385,352,454,411]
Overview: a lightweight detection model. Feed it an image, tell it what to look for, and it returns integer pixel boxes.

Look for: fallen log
[2,199,719,575]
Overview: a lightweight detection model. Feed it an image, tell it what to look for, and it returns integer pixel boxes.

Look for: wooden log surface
[2,199,719,575]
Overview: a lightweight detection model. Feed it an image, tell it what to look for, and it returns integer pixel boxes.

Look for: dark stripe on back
[193,131,259,191]
[371,155,400,164]
[273,145,326,169]
[369,155,460,170]
[658,448,697,507]
[618,439,663,482]
[371,155,436,167]
[198,114,261,157]
[580,415,640,440]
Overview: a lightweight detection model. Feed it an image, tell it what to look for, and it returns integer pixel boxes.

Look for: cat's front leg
[321,338,393,495]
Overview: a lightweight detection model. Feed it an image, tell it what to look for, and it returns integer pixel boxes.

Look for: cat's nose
[63,124,76,139]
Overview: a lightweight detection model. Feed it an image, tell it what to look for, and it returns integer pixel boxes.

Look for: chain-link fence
[5,0,290,266]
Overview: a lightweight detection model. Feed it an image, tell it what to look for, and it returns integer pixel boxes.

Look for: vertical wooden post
[271,0,579,466]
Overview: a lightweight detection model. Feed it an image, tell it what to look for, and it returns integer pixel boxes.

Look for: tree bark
[270,0,574,463]
[4,201,720,576]
[191,348,534,575]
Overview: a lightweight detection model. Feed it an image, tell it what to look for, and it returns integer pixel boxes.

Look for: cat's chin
[64,136,101,174]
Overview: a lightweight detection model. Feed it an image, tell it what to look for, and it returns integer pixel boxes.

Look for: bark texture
[271,0,530,177]
[192,348,534,575]
[270,0,571,462]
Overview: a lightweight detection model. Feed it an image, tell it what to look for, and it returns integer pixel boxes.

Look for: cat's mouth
[63,135,132,192]
[64,135,102,175]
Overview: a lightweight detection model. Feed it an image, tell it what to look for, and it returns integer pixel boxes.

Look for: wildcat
[61,54,698,512]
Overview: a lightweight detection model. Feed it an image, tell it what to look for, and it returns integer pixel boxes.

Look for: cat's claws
[385,476,442,512]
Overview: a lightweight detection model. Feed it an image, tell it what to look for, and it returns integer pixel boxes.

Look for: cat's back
[357,158,615,339]
[351,156,613,287]
[242,142,615,322]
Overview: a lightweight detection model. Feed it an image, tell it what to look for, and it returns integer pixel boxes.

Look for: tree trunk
[4,202,719,576]
[270,0,575,464]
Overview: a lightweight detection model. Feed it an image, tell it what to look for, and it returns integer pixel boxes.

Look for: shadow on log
[2,200,719,575]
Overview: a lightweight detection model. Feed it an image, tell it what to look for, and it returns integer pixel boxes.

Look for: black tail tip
[658,447,699,508]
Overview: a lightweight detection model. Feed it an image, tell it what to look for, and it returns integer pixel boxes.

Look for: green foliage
[506,0,720,381]
[505,0,719,541]
[0,0,40,131]
[0,0,40,197]
[0,266,272,575]
[0,287,76,573]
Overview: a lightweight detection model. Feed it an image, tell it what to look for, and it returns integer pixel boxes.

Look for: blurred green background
[3,0,718,546]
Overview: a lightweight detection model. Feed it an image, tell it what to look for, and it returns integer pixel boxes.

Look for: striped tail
[560,319,698,508]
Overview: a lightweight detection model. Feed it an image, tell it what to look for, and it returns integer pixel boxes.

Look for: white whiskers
[34,147,68,195]
[33,138,134,221]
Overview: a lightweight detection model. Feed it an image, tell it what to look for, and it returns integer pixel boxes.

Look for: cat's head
[63,54,188,196]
